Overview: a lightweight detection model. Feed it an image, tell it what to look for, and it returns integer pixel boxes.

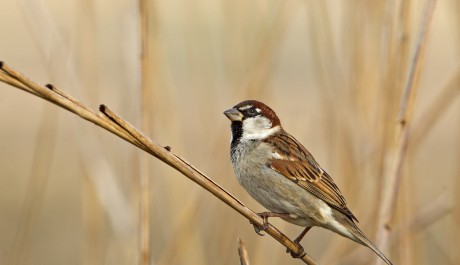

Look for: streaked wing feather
[266,132,358,222]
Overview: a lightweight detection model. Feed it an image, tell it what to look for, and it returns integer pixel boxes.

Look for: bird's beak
[224,108,243,121]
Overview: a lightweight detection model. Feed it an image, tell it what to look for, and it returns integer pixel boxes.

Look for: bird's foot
[286,227,311,258]
[250,212,270,236]
[250,211,290,236]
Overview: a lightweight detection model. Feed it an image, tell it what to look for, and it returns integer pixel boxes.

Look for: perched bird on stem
[224,100,393,265]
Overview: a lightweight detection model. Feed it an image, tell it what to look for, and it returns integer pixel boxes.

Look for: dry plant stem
[397,1,436,123]
[0,61,317,265]
[374,0,438,262]
[238,238,251,265]
[139,0,151,264]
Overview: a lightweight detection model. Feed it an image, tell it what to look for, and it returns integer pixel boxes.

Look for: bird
[224,100,393,265]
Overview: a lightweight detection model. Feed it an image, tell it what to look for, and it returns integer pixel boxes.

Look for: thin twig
[374,0,438,263]
[238,238,251,265]
[0,61,317,265]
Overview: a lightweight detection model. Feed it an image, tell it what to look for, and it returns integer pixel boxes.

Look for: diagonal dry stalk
[0,61,317,265]
[238,238,251,265]
[374,0,438,263]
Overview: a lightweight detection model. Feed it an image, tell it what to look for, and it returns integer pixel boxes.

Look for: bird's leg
[250,211,290,236]
[294,226,311,244]
[286,227,311,258]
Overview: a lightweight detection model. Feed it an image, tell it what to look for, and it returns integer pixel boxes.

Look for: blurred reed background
[0,0,459,264]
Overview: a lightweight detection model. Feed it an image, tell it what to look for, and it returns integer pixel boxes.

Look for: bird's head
[224,100,281,143]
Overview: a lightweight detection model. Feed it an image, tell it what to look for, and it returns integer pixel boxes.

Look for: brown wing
[265,131,358,222]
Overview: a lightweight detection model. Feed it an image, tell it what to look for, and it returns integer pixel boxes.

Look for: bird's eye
[246,108,258,116]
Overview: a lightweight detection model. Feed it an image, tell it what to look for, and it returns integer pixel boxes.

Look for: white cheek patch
[241,116,281,141]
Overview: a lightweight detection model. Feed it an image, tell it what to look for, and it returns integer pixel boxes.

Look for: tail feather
[347,223,393,265]
[331,211,393,265]
[354,229,393,265]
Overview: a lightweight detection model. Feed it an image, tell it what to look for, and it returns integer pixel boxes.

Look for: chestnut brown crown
[225,100,281,127]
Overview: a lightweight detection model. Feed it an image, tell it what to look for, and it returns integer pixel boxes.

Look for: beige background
[0,1,459,264]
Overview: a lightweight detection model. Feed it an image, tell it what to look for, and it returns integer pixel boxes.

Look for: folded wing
[265,131,358,222]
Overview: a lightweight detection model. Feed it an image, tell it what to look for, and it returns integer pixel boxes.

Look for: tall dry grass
[0,0,459,265]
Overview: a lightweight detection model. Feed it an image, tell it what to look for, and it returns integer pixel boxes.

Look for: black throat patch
[230,121,243,149]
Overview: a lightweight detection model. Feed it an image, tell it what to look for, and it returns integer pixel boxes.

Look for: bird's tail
[347,222,393,265]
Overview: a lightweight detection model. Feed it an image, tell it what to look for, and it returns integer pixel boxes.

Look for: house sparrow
[224,100,392,265]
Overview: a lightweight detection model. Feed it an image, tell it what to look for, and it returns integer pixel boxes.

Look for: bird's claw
[253,225,266,236]
[249,221,266,236]
[250,212,270,236]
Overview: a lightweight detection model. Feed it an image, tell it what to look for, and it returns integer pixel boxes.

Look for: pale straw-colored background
[0,1,459,265]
